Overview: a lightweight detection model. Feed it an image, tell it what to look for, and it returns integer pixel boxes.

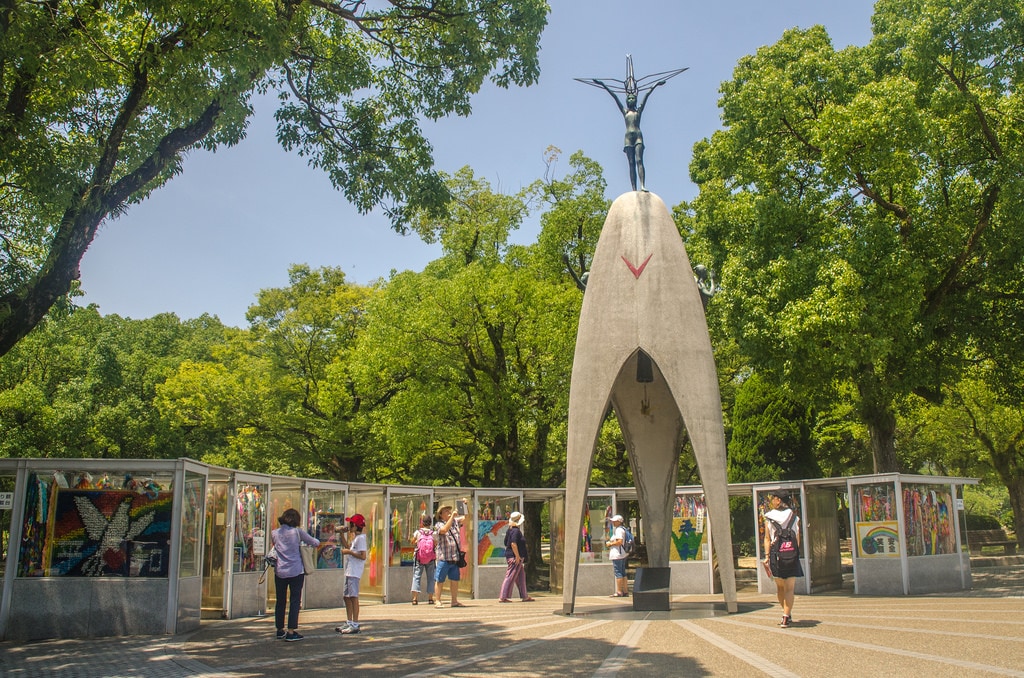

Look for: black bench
[967,528,1017,556]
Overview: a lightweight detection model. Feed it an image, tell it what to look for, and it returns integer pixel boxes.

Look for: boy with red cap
[336,513,367,634]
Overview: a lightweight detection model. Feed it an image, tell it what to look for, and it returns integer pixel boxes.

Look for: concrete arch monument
[561,191,738,614]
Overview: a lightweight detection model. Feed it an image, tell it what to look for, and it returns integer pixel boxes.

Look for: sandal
[522,597,536,602]
[411,600,418,605]
[450,602,467,608]
[498,598,511,603]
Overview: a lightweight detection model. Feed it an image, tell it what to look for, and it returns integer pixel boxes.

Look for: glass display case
[18,469,176,578]
[389,493,431,567]
[902,483,956,556]
[349,487,386,595]
[202,480,229,612]
[0,474,12,583]
[670,493,708,561]
[847,476,967,596]
[269,483,303,535]
[851,482,899,558]
[476,494,521,566]
[580,493,614,564]
[232,482,268,573]
[308,487,347,570]
[179,470,205,578]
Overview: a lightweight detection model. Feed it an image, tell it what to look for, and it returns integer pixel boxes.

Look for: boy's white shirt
[609,525,626,560]
[345,532,368,579]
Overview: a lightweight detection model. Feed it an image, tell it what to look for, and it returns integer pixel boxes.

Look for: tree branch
[922,183,1000,318]
[852,170,911,222]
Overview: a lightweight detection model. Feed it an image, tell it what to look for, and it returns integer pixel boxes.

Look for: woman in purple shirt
[271,508,320,641]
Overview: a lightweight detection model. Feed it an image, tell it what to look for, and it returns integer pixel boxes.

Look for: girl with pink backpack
[410,515,436,604]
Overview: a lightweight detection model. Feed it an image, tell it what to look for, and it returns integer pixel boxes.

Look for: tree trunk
[963,404,1024,550]
[0,205,102,357]
[858,374,900,473]
[0,92,224,358]
[1007,476,1024,550]
[986,434,1024,550]
[867,415,900,474]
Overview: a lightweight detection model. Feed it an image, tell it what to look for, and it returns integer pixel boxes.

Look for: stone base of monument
[632,567,671,611]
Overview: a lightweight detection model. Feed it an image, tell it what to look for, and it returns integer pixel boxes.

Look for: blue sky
[78,1,875,327]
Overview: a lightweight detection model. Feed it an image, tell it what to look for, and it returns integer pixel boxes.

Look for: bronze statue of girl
[577,56,687,192]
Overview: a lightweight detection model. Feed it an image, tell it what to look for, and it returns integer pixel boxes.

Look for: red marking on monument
[621,253,653,279]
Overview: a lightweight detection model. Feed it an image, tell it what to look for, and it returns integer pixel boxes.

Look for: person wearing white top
[605,514,629,597]
[336,513,367,634]
[762,493,803,628]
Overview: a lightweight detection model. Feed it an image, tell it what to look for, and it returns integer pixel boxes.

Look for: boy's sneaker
[334,622,352,633]
[339,624,360,634]
[779,615,791,628]
[284,631,304,642]
[276,629,286,640]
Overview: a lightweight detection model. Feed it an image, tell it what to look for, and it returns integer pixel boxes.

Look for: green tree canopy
[727,372,819,483]
[157,265,371,478]
[0,306,225,459]
[354,169,579,486]
[0,0,548,357]
[685,0,1024,472]
[526,148,609,289]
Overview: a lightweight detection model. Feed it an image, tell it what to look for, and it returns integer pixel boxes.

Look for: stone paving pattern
[2,567,1022,677]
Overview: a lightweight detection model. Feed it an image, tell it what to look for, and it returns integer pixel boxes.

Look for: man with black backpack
[762,493,804,628]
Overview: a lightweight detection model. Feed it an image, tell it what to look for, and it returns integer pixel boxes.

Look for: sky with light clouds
[78,1,874,327]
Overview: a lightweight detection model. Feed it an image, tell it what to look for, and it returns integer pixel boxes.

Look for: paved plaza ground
[2,566,1022,677]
